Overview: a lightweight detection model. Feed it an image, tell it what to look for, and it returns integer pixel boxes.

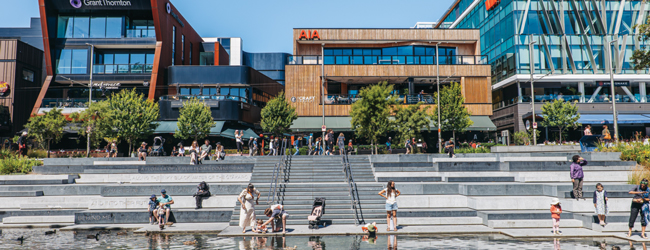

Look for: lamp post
[86,43,94,157]
[321,43,325,140]
[528,37,538,145]
[608,39,619,143]
[436,43,443,153]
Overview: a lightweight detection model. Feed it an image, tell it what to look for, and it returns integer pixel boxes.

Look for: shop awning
[290,117,353,132]
[289,116,496,132]
[153,121,225,135]
[221,128,259,139]
[578,114,650,124]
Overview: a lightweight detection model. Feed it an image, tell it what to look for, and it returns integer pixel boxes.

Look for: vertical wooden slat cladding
[463,77,492,104]
[293,29,480,42]
[0,40,17,59]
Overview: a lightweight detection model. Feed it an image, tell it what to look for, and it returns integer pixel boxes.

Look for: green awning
[221,128,259,139]
[290,116,496,132]
[153,121,225,135]
[290,117,353,132]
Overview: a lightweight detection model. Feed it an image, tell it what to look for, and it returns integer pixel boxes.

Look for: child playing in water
[362,222,377,237]
[157,205,166,229]
[256,219,267,234]
[550,198,562,235]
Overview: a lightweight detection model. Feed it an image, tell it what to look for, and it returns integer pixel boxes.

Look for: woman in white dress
[238,183,260,233]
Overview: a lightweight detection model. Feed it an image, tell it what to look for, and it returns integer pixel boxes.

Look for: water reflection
[2,228,650,249]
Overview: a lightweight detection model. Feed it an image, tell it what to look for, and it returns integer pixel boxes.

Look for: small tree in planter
[432,82,473,148]
[540,100,580,144]
[25,108,67,158]
[175,98,215,141]
[350,82,396,154]
[106,89,159,154]
[393,103,430,153]
[261,92,297,136]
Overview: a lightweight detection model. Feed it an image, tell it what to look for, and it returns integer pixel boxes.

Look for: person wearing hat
[147,194,159,225]
[157,189,174,224]
[17,131,28,156]
[550,198,562,235]
[138,142,148,161]
[628,178,650,238]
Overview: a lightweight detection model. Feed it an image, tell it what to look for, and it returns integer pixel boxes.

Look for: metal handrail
[342,149,364,225]
[267,139,289,205]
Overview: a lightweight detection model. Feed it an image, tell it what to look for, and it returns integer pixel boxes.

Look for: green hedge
[0,149,42,175]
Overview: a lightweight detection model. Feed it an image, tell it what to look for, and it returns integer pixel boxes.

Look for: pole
[321,44,325,141]
[87,43,94,157]
[436,43,442,153]
[529,36,537,145]
[609,40,619,143]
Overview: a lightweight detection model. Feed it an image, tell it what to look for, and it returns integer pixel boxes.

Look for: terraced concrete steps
[0,191,43,197]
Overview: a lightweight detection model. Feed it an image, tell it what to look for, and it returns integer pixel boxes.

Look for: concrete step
[76,173,251,184]
[488,219,583,228]
[0,191,44,197]
[2,215,75,224]
[560,198,630,213]
[479,210,574,220]
[516,171,629,183]
[447,177,514,182]
[563,191,633,199]
[399,217,484,226]
[591,222,643,232]
[0,195,238,210]
[241,200,386,205]
[0,209,82,221]
[74,209,232,224]
[232,208,387,216]
[397,208,478,218]
[0,175,78,185]
[377,177,441,182]
[228,218,366,226]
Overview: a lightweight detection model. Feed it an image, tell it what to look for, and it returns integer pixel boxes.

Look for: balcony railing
[40,98,107,108]
[288,55,488,65]
[495,94,649,110]
[126,28,156,38]
[159,95,249,103]
[93,64,153,74]
[325,94,437,105]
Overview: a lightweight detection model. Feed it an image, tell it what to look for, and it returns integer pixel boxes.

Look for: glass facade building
[439,0,650,139]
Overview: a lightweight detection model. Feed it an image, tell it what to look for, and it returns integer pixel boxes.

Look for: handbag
[603,134,612,140]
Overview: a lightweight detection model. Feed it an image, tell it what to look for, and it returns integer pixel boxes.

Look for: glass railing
[287,55,488,65]
[516,95,642,103]
[40,98,106,108]
[324,95,438,105]
[159,95,249,103]
[126,28,156,38]
[93,64,153,74]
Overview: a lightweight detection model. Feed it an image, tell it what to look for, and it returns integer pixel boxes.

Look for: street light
[608,39,619,143]
[436,42,442,153]
[321,43,326,141]
[86,43,94,157]
[528,36,538,145]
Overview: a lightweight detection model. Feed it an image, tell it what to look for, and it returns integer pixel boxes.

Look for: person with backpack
[193,181,211,209]
[405,139,411,154]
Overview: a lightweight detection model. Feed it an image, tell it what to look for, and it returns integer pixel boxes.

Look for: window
[89,17,105,38]
[58,15,124,38]
[322,46,457,65]
[22,69,34,82]
[189,42,193,65]
[181,35,185,64]
[56,49,88,74]
[172,26,176,65]
[72,16,89,38]
[106,17,123,38]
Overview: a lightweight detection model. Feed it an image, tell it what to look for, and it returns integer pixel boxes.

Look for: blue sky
[0,0,454,53]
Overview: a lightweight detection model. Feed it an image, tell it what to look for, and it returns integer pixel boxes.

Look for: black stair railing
[342,149,364,225]
[267,138,290,205]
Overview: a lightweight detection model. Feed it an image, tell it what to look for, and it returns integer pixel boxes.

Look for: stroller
[308,197,326,229]
[150,136,166,156]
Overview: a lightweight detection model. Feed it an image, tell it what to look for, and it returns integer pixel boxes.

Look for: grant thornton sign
[57,0,150,10]
[71,0,132,8]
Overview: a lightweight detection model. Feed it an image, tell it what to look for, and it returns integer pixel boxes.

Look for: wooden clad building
[285,28,495,132]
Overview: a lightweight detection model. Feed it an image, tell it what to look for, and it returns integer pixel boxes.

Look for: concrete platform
[94,161,145,165]
[488,219,583,228]
[432,157,497,163]
[500,156,567,162]
[2,215,75,224]
[217,224,498,236]
[500,228,609,238]
[0,191,43,197]
[133,222,229,234]
[75,173,251,183]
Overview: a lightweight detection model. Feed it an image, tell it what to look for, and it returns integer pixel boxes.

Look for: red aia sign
[298,30,320,40]
[485,0,500,10]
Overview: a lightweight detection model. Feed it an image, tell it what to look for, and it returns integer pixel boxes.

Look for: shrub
[513,131,530,145]
[455,147,491,154]
[0,150,42,175]
[27,149,48,158]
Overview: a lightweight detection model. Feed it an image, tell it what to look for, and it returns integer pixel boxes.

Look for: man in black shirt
[193,181,211,209]
[17,131,28,156]
[444,138,455,158]
[628,179,649,238]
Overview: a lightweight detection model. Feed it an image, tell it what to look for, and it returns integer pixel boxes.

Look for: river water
[0,228,640,249]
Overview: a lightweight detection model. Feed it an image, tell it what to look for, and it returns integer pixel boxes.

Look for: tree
[69,101,114,151]
[540,99,581,144]
[350,81,396,154]
[24,108,67,158]
[393,103,430,149]
[174,98,215,141]
[106,89,159,154]
[633,10,650,70]
[432,82,473,141]
[261,91,298,136]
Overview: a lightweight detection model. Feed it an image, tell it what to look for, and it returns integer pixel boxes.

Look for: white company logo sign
[71,0,133,8]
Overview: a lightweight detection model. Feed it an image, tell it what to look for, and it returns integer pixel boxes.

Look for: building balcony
[287,55,488,65]
[494,95,650,110]
[92,64,153,74]
[324,94,438,105]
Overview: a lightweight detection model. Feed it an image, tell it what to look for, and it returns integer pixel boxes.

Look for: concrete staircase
[229,156,385,226]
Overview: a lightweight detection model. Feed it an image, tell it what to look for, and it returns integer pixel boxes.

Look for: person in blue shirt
[156,189,174,224]
[148,194,158,225]
[294,137,302,155]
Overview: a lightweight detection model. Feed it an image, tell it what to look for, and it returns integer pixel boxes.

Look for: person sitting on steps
[193,181,210,209]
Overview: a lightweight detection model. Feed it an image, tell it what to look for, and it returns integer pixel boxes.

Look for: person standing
[252,138,259,156]
[379,180,400,231]
[238,184,260,233]
[248,137,254,156]
[269,138,276,156]
[593,183,609,226]
[17,131,28,156]
[110,140,118,158]
[193,181,210,209]
[550,198,562,235]
[584,125,593,136]
[293,136,301,156]
[313,138,321,155]
[405,139,411,154]
[328,130,335,155]
[602,125,611,146]
[307,135,313,155]
[235,130,243,156]
[628,179,649,238]
[386,137,392,154]
[337,133,345,155]
[347,139,353,154]
[570,155,587,201]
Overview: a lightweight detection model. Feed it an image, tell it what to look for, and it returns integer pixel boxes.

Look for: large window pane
[180,88,190,95]
[73,16,89,38]
[130,54,145,65]
[104,54,114,64]
[71,49,88,74]
[90,17,106,38]
[397,46,413,55]
[190,88,200,95]
[146,53,155,64]
[114,54,129,64]
[57,16,73,38]
[105,17,122,38]
[56,49,72,74]
[382,47,397,55]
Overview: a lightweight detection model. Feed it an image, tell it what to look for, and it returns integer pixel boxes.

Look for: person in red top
[550,198,562,235]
